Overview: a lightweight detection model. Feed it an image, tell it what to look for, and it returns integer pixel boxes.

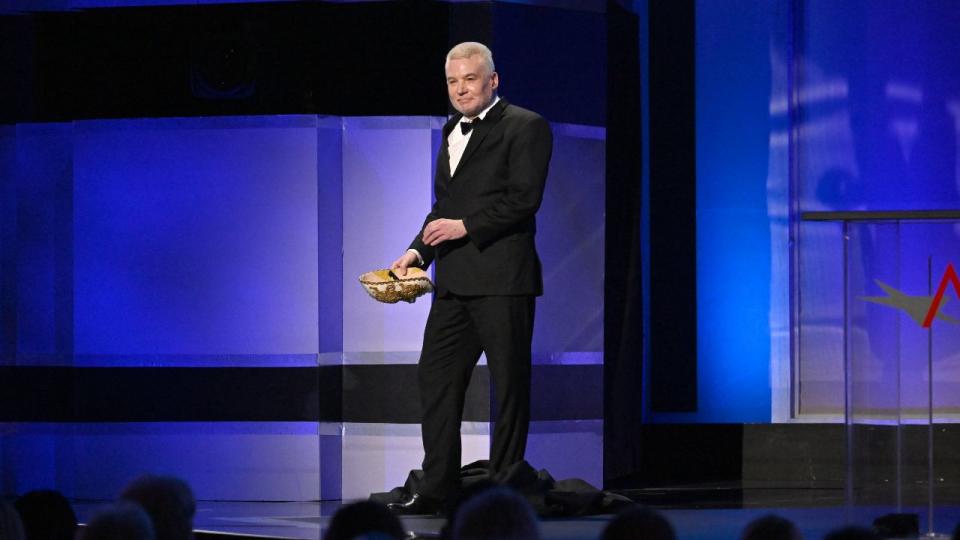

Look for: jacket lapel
[452,99,508,179]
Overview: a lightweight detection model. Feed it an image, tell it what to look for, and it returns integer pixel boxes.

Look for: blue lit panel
[340,117,439,365]
[317,117,344,357]
[72,116,320,359]
[0,127,16,361]
[14,124,74,360]
[798,1,960,212]
[533,124,605,365]
[667,0,783,423]
[1,422,321,500]
[524,420,602,487]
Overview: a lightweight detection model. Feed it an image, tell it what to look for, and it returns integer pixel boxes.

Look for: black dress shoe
[387,493,442,515]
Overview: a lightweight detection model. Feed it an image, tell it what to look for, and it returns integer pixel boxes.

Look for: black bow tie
[460,120,478,135]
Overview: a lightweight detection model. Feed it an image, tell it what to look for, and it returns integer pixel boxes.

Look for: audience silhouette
[13,490,77,540]
[600,505,676,540]
[80,501,155,540]
[119,476,195,540]
[323,501,405,540]
[451,486,539,540]
[0,500,27,540]
[823,526,882,540]
[6,474,960,540]
[741,515,803,540]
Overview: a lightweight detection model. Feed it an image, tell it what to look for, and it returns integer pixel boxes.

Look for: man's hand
[390,251,420,277]
[422,219,467,246]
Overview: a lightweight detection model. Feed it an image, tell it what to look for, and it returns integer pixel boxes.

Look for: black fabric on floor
[370,460,632,517]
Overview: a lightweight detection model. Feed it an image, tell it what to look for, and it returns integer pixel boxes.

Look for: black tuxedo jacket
[409,99,553,296]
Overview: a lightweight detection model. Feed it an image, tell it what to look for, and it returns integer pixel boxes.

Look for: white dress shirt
[448,96,501,176]
[407,96,501,266]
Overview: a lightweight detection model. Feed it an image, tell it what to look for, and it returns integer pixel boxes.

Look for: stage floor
[72,490,960,540]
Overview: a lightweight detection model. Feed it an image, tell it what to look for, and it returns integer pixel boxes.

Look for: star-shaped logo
[860,279,960,325]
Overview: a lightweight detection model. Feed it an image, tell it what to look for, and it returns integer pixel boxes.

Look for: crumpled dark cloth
[369,460,633,517]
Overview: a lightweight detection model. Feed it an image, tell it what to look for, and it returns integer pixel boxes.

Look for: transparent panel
[794,1,960,526]
[794,0,960,410]
[844,222,903,510]
[927,238,960,532]
[799,219,960,529]
[797,220,845,417]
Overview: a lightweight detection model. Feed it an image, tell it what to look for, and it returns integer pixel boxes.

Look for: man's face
[446,54,499,118]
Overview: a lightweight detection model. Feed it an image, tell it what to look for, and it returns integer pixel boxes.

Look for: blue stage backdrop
[648,0,787,423]
[665,0,960,424]
[0,114,604,500]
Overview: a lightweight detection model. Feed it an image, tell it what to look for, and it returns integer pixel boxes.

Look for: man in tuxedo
[388,41,552,514]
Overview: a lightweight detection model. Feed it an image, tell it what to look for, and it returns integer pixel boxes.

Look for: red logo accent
[922,262,960,328]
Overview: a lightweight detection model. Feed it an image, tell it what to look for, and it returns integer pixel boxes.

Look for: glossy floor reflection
[72,492,960,540]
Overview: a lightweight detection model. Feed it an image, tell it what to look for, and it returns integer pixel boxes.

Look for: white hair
[445,41,496,74]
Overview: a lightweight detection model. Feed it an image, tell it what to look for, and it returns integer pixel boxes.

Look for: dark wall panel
[2,2,606,125]
[603,0,643,486]
[648,0,697,412]
[5,3,450,122]
[0,364,601,423]
[492,3,606,126]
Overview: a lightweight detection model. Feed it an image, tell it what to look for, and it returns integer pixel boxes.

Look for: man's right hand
[390,251,420,277]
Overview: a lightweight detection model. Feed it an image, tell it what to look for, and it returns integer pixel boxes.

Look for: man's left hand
[423,219,467,246]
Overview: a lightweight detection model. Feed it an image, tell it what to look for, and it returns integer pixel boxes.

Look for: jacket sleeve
[407,207,437,269]
[462,115,553,249]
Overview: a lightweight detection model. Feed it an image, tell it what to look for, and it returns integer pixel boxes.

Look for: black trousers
[416,292,535,500]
